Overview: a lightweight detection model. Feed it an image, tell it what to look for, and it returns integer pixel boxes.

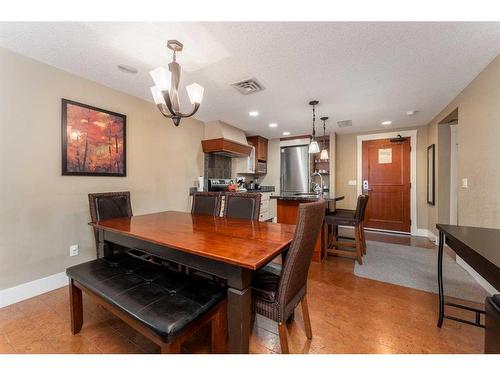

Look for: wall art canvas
[62,99,126,176]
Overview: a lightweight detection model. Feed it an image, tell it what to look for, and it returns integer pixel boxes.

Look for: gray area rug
[354,240,489,303]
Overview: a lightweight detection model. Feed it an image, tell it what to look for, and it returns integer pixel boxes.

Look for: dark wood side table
[436,224,500,329]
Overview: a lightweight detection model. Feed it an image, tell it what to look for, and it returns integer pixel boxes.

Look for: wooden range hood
[201,138,252,158]
[202,120,252,157]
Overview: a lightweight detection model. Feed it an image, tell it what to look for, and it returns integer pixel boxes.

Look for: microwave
[257,161,267,174]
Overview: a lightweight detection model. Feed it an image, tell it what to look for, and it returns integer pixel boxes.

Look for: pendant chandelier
[149,40,204,126]
[308,100,320,154]
[320,116,329,160]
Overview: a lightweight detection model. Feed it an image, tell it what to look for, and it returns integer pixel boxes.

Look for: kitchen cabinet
[259,192,276,221]
[246,136,268,161]
[246,135,268,175]
[233,145,255,174]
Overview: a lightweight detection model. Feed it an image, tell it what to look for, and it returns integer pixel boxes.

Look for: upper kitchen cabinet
[247,136,268,162]
[247,136,268,174]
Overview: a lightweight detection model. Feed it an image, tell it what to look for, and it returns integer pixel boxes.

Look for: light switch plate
[348,180,357,186]
[69,244,79,257]
[462,178,468,188]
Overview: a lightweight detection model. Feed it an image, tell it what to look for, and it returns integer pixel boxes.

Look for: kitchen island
[271,194,345,261]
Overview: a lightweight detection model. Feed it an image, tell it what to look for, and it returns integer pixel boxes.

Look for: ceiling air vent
[337,120,353,128]
[231,78,265,95]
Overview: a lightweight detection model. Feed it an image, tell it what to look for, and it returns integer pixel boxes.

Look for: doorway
[361,137,411,232]
[357,130,417,234]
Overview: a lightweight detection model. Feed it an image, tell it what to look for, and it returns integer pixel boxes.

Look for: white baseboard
[0,272,68,308]
[456,256,499,295]
[415,228,437,243]
[415,228,429,237]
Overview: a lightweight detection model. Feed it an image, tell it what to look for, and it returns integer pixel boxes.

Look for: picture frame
[427,144,435,205]
[61,99,126,177]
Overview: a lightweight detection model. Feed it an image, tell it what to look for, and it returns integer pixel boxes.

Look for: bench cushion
[66,252,226,341]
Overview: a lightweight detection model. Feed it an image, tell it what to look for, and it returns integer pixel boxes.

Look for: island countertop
[270,193,345,202]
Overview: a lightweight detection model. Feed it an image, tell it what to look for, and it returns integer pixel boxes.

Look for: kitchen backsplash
[204,153,232,179]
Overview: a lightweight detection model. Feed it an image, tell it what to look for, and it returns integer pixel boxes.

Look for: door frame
[356,130,418,235]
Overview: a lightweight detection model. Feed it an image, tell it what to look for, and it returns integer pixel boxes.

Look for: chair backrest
[223,192,261,221]
[354,194,369,221]
[88,192,133,250]
[191,192,222,216]
[277,200,326,315]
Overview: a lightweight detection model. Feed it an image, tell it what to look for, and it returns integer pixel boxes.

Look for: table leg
[437,230,445,328]
[97,229,114,258]
[227,286,252,353]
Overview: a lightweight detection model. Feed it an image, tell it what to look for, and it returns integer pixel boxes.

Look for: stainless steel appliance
[280,145,310,193]
[208,178,231,191]
[256,161,267,174]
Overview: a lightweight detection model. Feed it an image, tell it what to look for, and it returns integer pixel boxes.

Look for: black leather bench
[66,251,227,353]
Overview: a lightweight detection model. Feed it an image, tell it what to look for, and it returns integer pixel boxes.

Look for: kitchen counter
[270,193,344,202]
[189,186,275,195]
[272,194,344,262]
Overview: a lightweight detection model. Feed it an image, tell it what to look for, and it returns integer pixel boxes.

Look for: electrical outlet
[348,180,357,186]
[69,244,79,257]
[462,178,468,188]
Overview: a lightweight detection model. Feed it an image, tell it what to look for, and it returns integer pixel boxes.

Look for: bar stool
[324,194,369,265]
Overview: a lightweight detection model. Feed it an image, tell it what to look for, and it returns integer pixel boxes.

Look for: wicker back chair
[88,191,133,257]
[251,200,327,353]
[191,192,222,216]
[223,192,261,221]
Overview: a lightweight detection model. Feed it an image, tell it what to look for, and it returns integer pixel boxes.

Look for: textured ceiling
[1,22,499,137]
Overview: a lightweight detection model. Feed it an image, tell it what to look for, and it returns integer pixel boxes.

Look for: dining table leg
[226,269,252,354]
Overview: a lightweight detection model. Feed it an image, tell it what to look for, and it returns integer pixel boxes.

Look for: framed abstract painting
[61,99,126,176]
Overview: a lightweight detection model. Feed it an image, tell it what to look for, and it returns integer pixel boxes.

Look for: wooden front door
[362,137,411,233]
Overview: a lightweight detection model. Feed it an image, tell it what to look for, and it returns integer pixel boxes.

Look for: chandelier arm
[177,103,201,118]
[163,92,179,117]
[156,104,173,118]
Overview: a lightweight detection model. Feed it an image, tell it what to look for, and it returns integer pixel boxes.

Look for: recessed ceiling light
[282,131,291,136]
[381,121,392,126]
[117,64,138,74]
[249,111,259,117]
[406,110,418,116]
[269,123,278,128]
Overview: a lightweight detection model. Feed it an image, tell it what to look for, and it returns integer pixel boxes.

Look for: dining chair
[223,192,261,220]
[325,194,369,265]
[88,191,133,257]
[191,192,222,216]
[251,200,327,354]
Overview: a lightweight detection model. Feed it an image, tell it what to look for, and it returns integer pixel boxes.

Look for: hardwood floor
[0,231,484,354]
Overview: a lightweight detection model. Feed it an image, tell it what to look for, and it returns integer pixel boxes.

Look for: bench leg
[211,301,228,353]
[160,341,181,354]
[69,279,83,334]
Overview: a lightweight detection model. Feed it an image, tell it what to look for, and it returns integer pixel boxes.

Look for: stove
[208,178,232,191]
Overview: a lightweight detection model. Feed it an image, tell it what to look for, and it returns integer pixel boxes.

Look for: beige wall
[426,55,500,235]
[0,48,205,290]
[259,138,281,191]
[335,126,428,229]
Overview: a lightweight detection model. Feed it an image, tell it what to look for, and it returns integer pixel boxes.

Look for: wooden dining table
[90,210,296,353]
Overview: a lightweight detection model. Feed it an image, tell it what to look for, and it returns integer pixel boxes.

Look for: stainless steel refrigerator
[280,145,310,193]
